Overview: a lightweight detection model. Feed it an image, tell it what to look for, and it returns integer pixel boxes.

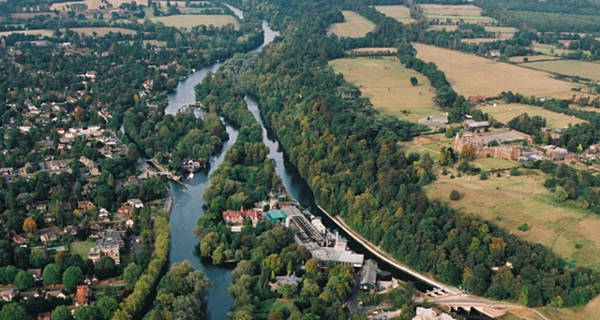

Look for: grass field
[425,171,600,271]
[149,14,239,29]
[532,43,576,57]
[478,103,586,129]
[399,133,454,161]
[329,57,438,122]
[373,5,416,24]
[50,0,148,11]
[71,241,95,259]
[347,47,396,54]
[421,4,496,24]
[472,157,517,171]
[508,55,558,63]
[413,43,588,99]
[461,38,498,44]
[65,27,136,36]
[327,11,375,38]
[486,26,518,38]
[523,60,600,82]
[0,29,55,37]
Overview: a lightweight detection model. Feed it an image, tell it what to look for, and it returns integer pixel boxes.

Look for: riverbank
[316,204,458,294]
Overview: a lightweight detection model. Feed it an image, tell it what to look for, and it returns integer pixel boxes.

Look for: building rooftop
[311,246,364,268]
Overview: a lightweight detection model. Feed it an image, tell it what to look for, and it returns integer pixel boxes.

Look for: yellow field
[50,0,148,11]
[64,27,136,36]
[329,57,438,122]
[509,55,558,63]
[373,5,416,24]
[327,11,375,38]
[425,171,600,271]
[0,29,55,37]
[478,103,586,128]
[149,14,239,29]
[421,4,496,24]
[413,43,588,99]
[523,60,600,82]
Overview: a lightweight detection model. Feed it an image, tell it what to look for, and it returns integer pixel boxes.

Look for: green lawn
[472,157,517,171]
[255,298,295,318]
[71,241,95,259]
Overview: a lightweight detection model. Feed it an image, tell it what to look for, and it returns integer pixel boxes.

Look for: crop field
[50,0,148,11]
[426,171,600,271]
[373,5,416,24]
[413,43,588,99]
[329,57,438,122]
[478,103,586,128]
[149,14,239,29]
[421,4,496,24]
[0,29,55,37]
[508,55,558,63]
[523,60,600,82]
[327,11,375,38]
[65,27,137,36]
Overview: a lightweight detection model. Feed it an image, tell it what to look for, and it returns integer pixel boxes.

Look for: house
[467,95,486,106]
[413,307,456,320]
[222,208,262,226]
[84,71,97,80]
[464,120,490,132]
[359,259,378,291]
[269,274,302,292]
[38,226,61,243]
[418,114,448,129]
[222,210,243,225]
[77,201,94,211]
[90,230,122,265]
[267,210,286,224]
[75,285,89,306]
[0,288,18,302]
[118,204,133,216]
[45,289,67,300]
[79,156,100,176]
[126,199,144,209]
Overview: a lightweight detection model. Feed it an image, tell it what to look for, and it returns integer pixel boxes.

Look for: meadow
[413,43,587,99]
[149,14,239,29]
[421,4,496,24]
[329,56,438,122]
[478,103,587,129]
[533,43,576,57]
[508,55,558,63]
[425,170,600,272]
[472,157,517,171]
[399,133,454,161]
[523,60,600,82]
[65,27,136,36]
[373,5,416,24]
[327,11,375,38]
[50,0,149,11]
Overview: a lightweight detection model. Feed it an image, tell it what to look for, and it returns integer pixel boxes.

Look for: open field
[50,0,148,11]
[71,241,95,259]
[399,133,454,161]
[461,38,498,44]
[426,171,600,271]
[523,60,600,82]
[472,157,517,171]
[508,55,558,63]
[327,11,375,38]
[149,14,239,29]
[11,12,57,19]
[533,43,576,57]
[413,43,588,99]
[373,5,416,24]
[478,103,586,129]
[329,57,438,122]
[64,27,136,36]
[0,29,55,37]
[486,26,518,37]
[347,47,396,54]
[421,4,496,24]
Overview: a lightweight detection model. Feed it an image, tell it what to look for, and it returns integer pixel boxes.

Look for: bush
[450,190,461,201]
[480,171,488,180]
[517,223,530,231]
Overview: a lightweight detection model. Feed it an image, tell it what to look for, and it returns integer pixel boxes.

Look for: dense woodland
[195,0,600,308]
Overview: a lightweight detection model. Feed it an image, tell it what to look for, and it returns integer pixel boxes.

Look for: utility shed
[267,210,286,224]
[359,259,378,291]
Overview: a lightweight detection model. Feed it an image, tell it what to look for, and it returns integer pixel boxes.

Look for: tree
[51,305,73,320]
[43,263,62,285]
[29,249,45,268]
[267,309,286,320]
[14,270,34,290]
[410,76,418,86]
[96,296,118,320]
[277,284,295,298]
[123,263,142,290]
[94,256,116,279]
[74,305,101,320]
[0,303,29,320]
[450,190,461,201]
[63,266,83,292]
[23,217,37,233]
[555,185,568,202]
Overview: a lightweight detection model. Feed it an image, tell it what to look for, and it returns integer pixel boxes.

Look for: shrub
[517,223,530,231]
[450,190,461,201]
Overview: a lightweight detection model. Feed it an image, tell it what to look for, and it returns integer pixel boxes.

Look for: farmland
[149,14,239,29]
[50,0,149,11]
[425,171,600,272]
[413,43,587,99]
[329,56,438,122]
[64,27,137,36]
[373,5,416,24]
[421,4,496,24]
[478,103,587,129]
[523,60,600,82]
[509,55,558,63]
[327,11,375,38]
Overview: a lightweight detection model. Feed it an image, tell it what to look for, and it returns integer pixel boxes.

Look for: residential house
[0,288,18,302]
[38,226,61,243]
[75,285,89,306]
[126,199,144,209]
[118,204,133,216]
[77,201,94,211]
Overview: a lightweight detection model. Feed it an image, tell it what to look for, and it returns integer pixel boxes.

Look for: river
[166,12,279,320]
